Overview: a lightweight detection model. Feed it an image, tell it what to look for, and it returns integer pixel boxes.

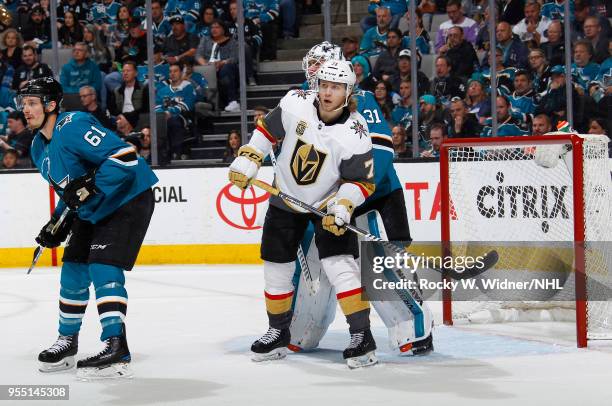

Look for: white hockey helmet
[315,59,356,108]
[302,41,344,88]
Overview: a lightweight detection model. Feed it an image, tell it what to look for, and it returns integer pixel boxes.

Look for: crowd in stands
[0,0,302,167]
[353,0,610,159]
[0,0,610,169]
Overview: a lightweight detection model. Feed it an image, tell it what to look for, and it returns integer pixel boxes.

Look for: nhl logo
[296,120,307,136]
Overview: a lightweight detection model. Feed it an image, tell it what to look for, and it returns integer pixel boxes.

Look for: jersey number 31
[362,109,382,124]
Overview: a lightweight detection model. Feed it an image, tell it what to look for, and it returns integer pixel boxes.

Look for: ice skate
[38,334,78,372]
[399,333,434,356]
[343,328,378,369]
[76,330,132,380]
[251,327,290,362]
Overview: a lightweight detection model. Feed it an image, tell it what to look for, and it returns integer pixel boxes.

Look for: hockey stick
[251,179,499,280]
[268,150,320,296]
[27,207,71,275]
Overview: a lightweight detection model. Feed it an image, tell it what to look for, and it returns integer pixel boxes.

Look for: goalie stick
[27,207,71,275]
[268,149,320,296]
[251,179,499,280]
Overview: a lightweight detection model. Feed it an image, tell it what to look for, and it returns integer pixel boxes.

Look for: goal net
[439,134,612,347]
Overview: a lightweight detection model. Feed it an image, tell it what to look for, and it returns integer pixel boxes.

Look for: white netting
[444,135,612,340]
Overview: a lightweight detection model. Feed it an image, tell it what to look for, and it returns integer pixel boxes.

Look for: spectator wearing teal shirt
[481,95,529,137]
[571,40,601,87]
[59,43,102,95]
[360,6,391,57]
[541,0,575,23]
[390,78,414,127]
[508,70,538,115]
[361,1,407,32]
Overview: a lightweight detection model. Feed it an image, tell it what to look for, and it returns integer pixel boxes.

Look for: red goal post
[439,134,611,348]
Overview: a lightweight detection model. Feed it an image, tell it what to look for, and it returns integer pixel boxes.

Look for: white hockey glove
[322,198,354,236]
[228,145,264,189]
[534,144,564,168]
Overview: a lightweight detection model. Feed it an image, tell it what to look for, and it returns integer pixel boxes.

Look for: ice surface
[1,265,611,406]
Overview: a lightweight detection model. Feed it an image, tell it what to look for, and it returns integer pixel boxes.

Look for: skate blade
[76,362,133,381]
[251,347,287,362]
[39,356,75,373]
[398,342,434,356]
[346,351,378,369]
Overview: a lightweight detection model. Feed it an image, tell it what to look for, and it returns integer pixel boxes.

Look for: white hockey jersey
[254,89,375,213]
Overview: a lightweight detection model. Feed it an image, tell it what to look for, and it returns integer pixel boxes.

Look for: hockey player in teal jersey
[20,78,157,380]
[287,43,433,356]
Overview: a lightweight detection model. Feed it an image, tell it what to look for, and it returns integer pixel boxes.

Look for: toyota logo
[216,183,270,230]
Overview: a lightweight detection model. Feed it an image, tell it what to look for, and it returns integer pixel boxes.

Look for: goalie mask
[302,41,344,89]
[315,60,356,110]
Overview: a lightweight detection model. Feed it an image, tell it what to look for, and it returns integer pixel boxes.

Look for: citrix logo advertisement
[216,183,270,230]
[476,171,570,232]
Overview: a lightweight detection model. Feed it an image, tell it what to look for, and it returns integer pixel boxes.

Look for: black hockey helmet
[17,77,64,114]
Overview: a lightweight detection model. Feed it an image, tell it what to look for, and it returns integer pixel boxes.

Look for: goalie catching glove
[228,146,264,189]
[534,144,565,168]
[322,198,355,236]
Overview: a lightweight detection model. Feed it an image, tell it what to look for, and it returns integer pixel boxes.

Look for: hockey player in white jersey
[289,42,434,356]
[228,60,378,368]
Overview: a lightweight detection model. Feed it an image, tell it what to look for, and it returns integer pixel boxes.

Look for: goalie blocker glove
[228,146,264,189]
[36,210,76,248]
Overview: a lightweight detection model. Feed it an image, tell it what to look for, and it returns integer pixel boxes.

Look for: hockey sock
[58,262,91,336]
[337,288,371,333]
[264,261,295,329]
[89,263,127,341]
[322,255,371,333]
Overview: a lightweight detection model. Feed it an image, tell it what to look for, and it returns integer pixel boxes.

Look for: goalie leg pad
[356,210,434,353]
[290,239,337,351]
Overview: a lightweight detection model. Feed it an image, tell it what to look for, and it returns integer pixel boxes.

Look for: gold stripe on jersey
[290,138,327,185]
[345,180,376,198]
[256,118,277,144]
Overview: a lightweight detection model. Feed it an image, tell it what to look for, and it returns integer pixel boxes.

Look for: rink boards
[1,160,610,267]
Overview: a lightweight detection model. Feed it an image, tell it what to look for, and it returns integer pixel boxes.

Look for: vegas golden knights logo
[290,138,327,185]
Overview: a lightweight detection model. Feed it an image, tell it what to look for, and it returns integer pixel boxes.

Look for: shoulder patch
[350,120,368,139]
[291,89,309,100]
[56,112,76,131]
